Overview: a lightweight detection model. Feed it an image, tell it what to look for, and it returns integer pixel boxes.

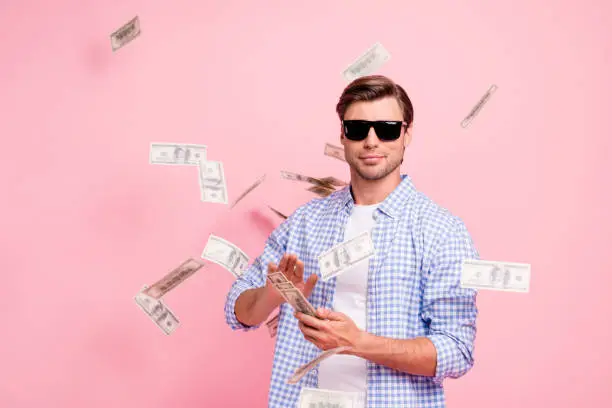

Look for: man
[224,75,479,407]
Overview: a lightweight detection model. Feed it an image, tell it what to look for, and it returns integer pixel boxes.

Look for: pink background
[1,0,611,407]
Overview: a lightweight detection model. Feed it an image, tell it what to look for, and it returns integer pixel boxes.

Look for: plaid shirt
[224,174,479,407]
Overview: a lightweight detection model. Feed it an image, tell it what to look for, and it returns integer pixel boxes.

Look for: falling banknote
[324,143,346,162]
[266,312,280,338]
[288,346,352,385]
[230,174,266,209]
[342,42,391,82]
[198,160,228,204]
[149,143,207,165]
[460,258,530,293]
[318,231,375,281]
[298,387,365,408]
[308,185,336,198]
[267,206,289,220]
[134,286,180,335]
[110,16,141,52]
[201,234,249,278]
[461,85,498,128]
[142,258,206,299]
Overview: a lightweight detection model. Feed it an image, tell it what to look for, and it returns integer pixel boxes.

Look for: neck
[349,170,402,205]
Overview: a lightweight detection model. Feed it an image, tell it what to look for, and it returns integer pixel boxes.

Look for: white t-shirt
[317,203,378,393]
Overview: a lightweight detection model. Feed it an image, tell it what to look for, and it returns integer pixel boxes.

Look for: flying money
[149,143,207,165]
[134,287,180,335]
[267,205,288,220]
[201,235,249,278]
[198,160,228,204]
[267,272,318,317]
[461,85,498,128]
[280,171,343,190]
[318,177,348,187]
[308,185,336,198]
[298,387,365,408]
[230,174,266,209]
[288,346,352,384]
[266,312,280,338]
[460,258,530,293]
[110,16,141,52]
[324,143,346,162]
[318,231,374,281]
[342,42,391,82]
[142,258,205,299]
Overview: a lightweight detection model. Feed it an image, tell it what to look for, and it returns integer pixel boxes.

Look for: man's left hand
[295,308,363,352]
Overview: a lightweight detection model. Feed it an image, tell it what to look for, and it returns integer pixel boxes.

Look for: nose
[364,125,379,147]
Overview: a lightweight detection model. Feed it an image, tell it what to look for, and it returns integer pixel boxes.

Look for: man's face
[341,97,412,181]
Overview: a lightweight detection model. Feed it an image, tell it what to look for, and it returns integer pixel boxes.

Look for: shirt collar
[331,174,417,219]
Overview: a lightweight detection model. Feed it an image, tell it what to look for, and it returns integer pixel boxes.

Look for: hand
[295,308,364,352]
[265,253,318,306]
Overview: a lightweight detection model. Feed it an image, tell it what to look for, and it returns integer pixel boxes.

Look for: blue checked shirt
[224,174,479,407]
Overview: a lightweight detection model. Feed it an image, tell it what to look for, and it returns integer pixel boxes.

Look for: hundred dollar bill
[319,176,348,187]
[288,346,352,385]
[461,84,498,128]
[308,185,336,198]
[134,286,180,335]
[198,160,228,204]
[230,174,266,209]
[298,387,365,408]
[267,205,289,220]
[280,171,343,191]
[149,143,207,165]
[342,42,391,82]
[266,312,280,338]
[324,143,346,162]
[110,16,141,52]
[143,258,205,299]
[266,272,317,317]
[201,235,249,278]
[460,258,530,293]
[318,231,374,281]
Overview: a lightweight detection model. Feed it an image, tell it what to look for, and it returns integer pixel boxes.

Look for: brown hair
[336,75,414,126]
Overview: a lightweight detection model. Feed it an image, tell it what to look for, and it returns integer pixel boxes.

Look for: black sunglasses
[342,120,406,141]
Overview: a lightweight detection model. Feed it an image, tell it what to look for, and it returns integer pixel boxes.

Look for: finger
[294,259,304,281]
[267,262,278,274]
[295,311,327,330]
[285,254,297,278]
[277,255,289,276]
[303,274,318,298]
[299,323,325,341]
[323,310,346,321]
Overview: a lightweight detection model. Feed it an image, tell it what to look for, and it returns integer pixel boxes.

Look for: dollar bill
[201,235,249,278]
[298,387,365,408]
[230,174,266,209]
[461,84,498,128]
[143,258,205,299]
[266,272,317,317]
[318,231,374,281]
[342,42,391,82]
[324,143,346,162]
[288,346,352,385]
[149,143,207,165]
[198,160,228,204]
[134,286,180,335]
[280,171,342,191]
[318,177,348,187]
[267,205,288,220]
[308,185,336,198]
[266,312,280,338]
[110,16,141,52]
[460,258,530,293]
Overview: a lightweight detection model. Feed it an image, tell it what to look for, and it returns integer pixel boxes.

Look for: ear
[404,124,413,147]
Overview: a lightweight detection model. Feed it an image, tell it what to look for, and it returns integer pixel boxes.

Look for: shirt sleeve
[421,217,479,385]
[223,210,296,332]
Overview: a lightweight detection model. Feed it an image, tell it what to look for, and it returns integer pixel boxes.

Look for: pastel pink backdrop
[1,0,610,407]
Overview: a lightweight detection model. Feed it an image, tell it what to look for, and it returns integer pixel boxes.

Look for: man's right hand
[265,253,318,306]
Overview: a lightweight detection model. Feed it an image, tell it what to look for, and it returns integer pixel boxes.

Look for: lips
[360,154,384,164]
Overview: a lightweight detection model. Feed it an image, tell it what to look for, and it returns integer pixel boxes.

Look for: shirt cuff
[426,334,473,386]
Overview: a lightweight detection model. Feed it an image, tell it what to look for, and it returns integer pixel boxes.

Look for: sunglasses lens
[374,122,403,141]
[343,121,370,141]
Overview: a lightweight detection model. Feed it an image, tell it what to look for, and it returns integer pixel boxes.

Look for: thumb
[302,274,318,297]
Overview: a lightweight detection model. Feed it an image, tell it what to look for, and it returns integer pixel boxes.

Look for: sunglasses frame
[342,120,407,142]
